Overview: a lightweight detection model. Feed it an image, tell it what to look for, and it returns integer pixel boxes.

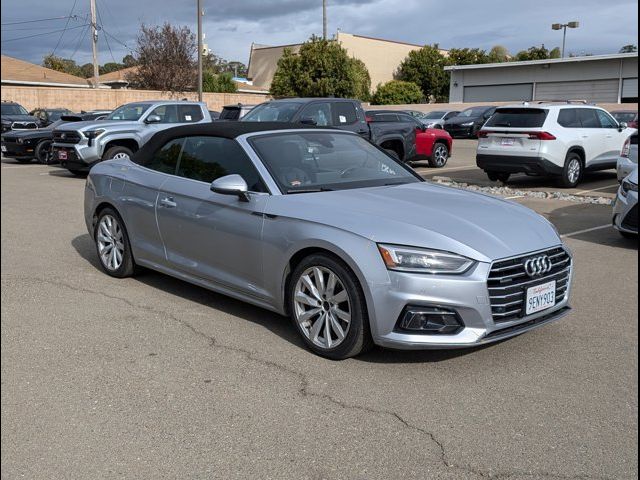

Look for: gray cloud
[1,0,637,68]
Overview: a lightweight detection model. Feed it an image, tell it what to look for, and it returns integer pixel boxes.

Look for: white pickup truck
[52,100,211,175]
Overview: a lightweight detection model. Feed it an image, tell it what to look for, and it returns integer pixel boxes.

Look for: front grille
[53,130,82,144]
[11,121,38,130]
[488,246,572,323]
[622,205,638,232]
[2,137,17,144]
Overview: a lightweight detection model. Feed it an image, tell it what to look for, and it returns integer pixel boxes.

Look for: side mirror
[145,115,162,124]
[299,117,317,126]
[619,122,628,131]
[210,174,250,202]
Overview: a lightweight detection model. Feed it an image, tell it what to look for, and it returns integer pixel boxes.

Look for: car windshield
[47,110,72,121]
[1,104,29,115]
[423,111,446,119]
[242,102,300,122]
[612,112,637,122]
[106,103,151,121]
[458,107,490,118]
[250,132,420,193]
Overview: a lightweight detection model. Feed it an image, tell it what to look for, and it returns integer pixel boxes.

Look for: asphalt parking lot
[1,144,637,479]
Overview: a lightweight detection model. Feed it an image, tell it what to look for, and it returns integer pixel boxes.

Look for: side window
[595,110,618,128]
[557,109,582,128]
[370,114,399,122]
[178,105,204,123]
[148,104,179,123]
[300,103,332,126]
[578,109,601,128]
[332,102,358,125]
[176,136,267,192]
[445,112,458,120]
[146,138,184,174]
[398,114,422,127]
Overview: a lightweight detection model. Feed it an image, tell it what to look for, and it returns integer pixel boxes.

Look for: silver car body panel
[613,168,638,235]
[85,128,573,349]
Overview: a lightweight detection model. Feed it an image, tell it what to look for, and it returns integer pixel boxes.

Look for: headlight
[621,180,638,197]
[461,122,474,126]
[84,129,105,139]
[17,138,23,144]
[378,244,475,274]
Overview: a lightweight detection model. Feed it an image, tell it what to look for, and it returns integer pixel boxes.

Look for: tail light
[477,130,489,138]
[527,132,556,140]
[478,131,556,140]
[621,138,631,158]
[365,116,373,123]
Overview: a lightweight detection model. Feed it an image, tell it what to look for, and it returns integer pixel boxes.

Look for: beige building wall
[0,85,269,113]
[247,33,448,93]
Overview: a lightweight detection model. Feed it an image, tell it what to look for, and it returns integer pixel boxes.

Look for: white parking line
[1,165,48,170]
[504,195,524,200]
[561,224,611,238]
[575,184,619,195]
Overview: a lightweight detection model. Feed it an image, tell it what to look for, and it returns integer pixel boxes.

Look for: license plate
[58,150,67,160]
[526,280,556,315]
[1,145,6,152]
[501,138,515,146]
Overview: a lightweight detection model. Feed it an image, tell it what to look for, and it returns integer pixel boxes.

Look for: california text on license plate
[526,280,556,315]
[501,138,515,146]
[58,150,68,160]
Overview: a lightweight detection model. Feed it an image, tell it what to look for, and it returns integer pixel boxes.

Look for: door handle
[159,197,177,208]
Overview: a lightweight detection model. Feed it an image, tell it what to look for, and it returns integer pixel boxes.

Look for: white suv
[476,102,635,187]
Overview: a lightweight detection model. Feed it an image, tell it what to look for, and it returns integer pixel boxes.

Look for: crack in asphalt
[2,274,619,480]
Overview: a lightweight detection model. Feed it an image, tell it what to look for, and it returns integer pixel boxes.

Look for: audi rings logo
[524,255,552,277]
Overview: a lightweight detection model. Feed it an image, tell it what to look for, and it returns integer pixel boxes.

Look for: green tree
[203,71,238,93]
[270,36,371,100]
[515,45,554,61]
[79,63,95,78]
[620,44,638,53]
[371,80,423,105]
[447,48,490,65]
[42,54,81,77]
[100,62,124,75]
[396,44,450,102]
[350,58,371,102]
[488,45,510,63]
[122,54,138,67]
[549,47,562,59]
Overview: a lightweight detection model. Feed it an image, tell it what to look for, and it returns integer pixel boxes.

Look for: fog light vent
[396,306,463,335]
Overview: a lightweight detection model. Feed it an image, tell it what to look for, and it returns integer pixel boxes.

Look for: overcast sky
[1,0,638,68]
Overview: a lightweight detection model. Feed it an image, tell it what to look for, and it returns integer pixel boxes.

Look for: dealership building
[445,53,638,104]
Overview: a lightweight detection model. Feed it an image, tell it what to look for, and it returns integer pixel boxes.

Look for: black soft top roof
[134,121,336,165]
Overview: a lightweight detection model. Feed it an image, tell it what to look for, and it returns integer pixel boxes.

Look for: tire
[486,171,510,183]
[559,152,583,188]
[68,169,87,177]
[619,231,638,240]
[94,207,137,278]
[14,158,33,164]
[288,253,373,360]
[102,145,133,161]
[35,140,53,164]
[428,142,449,168]
[384,148,400,161]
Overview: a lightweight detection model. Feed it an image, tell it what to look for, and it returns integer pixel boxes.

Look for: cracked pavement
[1,158,637,479]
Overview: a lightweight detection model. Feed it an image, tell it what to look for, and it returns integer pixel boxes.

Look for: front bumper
[612,187,638,234]
[53,143,100,172]
[617,157,637,182]
[0,141,36,159]
[368,258,573,350]
[477,154,564,176]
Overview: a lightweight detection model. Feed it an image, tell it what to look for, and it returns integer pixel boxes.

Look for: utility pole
[322,0,327,40]
[197,0,203,101]
[90,0,99,87]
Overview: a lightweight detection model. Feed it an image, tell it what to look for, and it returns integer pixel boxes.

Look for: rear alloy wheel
[429,143,449,168]
[35,140,53,164]
[94,208,136,278]
[289,254,372,359]
[560,153,583,188]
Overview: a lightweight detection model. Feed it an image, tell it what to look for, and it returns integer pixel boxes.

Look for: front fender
[96,132,143,157]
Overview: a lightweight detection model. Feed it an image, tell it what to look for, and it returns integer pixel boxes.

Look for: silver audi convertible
[84,122,573,359]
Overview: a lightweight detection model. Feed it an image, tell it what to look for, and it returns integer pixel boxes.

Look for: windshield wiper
[286,187,334,194]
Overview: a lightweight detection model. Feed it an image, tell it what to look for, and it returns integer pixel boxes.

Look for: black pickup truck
[241,98,417,161]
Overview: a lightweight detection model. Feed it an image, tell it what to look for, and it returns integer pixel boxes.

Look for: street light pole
[323,0,327,40]
[552,21,580,58]
[197,0,203,101]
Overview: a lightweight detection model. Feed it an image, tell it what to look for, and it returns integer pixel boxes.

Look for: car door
[155,135,271,298]
[139,104,181,144]
[595,109,627,166]
[299,102,332,127]
[331,102,369,137]
[577,108,609,168]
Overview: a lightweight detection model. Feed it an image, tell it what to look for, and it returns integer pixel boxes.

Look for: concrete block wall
[0,85,270,113]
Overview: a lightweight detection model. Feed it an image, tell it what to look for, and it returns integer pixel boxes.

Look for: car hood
[1,114,39,123]
[55,119,134,132]
[1,128,50,139]
[444,116,482,125]
[267,182,561,262]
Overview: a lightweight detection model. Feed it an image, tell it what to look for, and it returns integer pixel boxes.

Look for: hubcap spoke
[301,274,322,301]
[330,290,348,304]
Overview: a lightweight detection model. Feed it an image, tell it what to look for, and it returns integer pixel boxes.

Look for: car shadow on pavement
[72,233,502,363]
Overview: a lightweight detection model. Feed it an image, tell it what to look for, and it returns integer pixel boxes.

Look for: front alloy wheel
[294,266,352,350]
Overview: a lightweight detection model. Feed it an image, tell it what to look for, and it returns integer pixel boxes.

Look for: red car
[611,110,638,129]
[366,110,453,167]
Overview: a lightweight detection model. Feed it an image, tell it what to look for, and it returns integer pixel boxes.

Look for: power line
[95,0,116,64]
[101,27,133,52]
[70,22,91,60]
[1,23,90,43]
[1,15,79,26]
[52,0,79,56]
